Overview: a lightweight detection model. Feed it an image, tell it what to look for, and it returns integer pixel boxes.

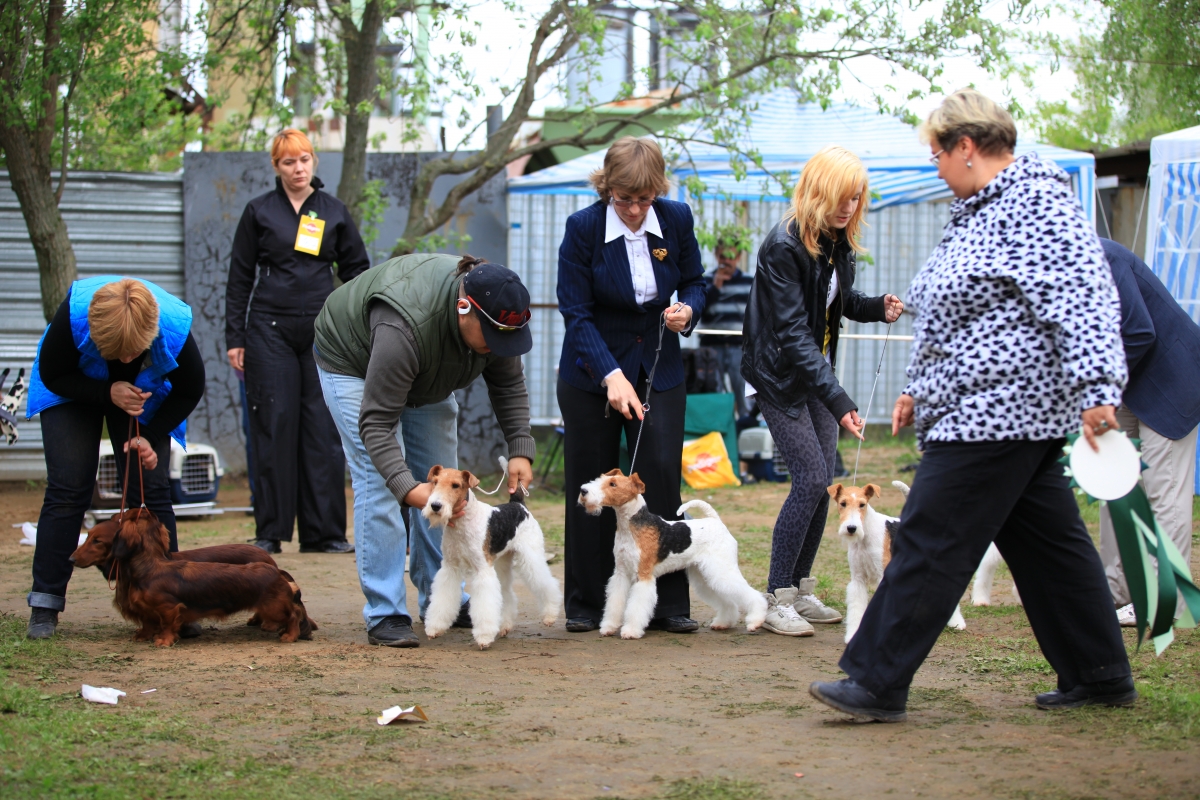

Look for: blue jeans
[317,365,464,628]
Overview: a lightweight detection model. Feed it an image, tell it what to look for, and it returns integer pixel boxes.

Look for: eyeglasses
[612,196,655,209]
[467,296,531,331]
[929,150,945,166]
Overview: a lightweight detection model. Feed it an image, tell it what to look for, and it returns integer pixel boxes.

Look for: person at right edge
[811,89,1135,722]
[742,144,904,637]
[1098,238,1200,626]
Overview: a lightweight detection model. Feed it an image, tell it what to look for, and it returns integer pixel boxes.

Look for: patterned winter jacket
[903,153,1127,446]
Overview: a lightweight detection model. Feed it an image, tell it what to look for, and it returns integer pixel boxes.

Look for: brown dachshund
[81,512,303,647]
[70,519,317,637]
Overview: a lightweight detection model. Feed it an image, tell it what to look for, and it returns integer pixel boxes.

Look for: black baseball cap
[461,263,533,358]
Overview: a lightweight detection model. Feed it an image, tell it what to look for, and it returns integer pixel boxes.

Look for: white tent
[507,90,1098,425]
[1144,124,1200,493]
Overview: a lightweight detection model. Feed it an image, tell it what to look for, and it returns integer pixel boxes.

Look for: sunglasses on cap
[467,296,531,331]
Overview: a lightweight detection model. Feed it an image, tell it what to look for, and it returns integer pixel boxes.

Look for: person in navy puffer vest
[24,277,205,641]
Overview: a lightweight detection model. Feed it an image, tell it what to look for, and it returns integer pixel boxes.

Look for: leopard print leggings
[759,397,839,593]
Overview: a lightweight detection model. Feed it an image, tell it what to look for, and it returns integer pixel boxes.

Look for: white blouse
[605,202,660,306]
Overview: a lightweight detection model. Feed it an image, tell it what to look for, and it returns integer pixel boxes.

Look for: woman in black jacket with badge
[225,128,370,554]
[742,145,903,637]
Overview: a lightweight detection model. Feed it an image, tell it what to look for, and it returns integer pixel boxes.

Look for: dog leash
[476,456,531,498]
[851,322,893,486]
[618,305,673,476]
[109,417,149,591]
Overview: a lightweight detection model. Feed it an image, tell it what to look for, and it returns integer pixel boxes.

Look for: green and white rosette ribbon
[1062,431,1200,654]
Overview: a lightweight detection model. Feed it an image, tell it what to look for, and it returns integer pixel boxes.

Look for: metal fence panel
[507,191,951,425]
[0,171,184,479]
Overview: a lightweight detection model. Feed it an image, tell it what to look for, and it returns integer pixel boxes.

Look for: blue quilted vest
[27,276,193,445]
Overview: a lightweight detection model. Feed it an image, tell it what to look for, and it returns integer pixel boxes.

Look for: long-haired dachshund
[69,518,318,637]
[75,512,304,647]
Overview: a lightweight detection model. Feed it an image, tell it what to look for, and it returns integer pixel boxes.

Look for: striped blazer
[557,198,707,395]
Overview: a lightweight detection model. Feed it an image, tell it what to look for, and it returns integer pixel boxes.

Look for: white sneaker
[793,577,843,623]
[762,587,814,637]
[1116,603,1137,627]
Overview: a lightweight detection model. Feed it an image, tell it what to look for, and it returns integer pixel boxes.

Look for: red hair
[271,129,317,168]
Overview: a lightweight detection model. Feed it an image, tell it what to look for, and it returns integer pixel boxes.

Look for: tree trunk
[336,0,385,225]
[0,123,77,322]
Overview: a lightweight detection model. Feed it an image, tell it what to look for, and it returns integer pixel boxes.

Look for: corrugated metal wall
[0,171,184,479]
[507,193,951,424]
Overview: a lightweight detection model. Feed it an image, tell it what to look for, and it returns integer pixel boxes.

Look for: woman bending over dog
[742,145,904,637]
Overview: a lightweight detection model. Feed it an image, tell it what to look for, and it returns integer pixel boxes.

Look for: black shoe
[1035,677,1137,710]
[646,616,699,633]
[179,622,203,639]
[367,616,420,647]
[566,617,599,632]
[809,678,908,723]
[451,600,471,628]
[299,540,355,554]
[27,608,58,640]
[249,539,282,554]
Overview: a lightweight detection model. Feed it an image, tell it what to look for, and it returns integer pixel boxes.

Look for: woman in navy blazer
[557,137,707,633]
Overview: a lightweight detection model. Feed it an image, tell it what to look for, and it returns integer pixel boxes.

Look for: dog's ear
[603,468,624,477]
[427,465,443,481]
[112,523,139,561]
[462,470,480,489]
[629,473,646,494]
[826,483,843,500]
[864,484,881,500]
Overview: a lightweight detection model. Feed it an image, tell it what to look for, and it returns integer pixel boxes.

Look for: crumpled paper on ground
[18,522,86,547]
[81,685,126,705]
[377,705,428,725]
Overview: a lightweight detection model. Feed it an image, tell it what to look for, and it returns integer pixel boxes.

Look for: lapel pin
[651,248,667,262]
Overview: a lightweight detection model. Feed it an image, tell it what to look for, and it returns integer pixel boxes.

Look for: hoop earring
[457,300,470,316]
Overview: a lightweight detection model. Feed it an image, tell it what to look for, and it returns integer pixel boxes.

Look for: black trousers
[243,313,346,544]
[29,402,176,610]
[840,439,1131,697]
[558,376,690,621]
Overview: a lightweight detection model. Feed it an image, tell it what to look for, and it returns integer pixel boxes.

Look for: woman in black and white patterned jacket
[811,89,1137,723]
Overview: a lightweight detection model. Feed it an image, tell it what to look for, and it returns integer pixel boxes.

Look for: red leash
[109,416,147,591]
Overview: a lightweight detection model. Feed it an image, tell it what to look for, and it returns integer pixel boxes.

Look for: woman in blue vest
[25,277,205,640]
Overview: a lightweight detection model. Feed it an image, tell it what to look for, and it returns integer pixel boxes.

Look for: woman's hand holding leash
[405,483,467,519]
[840,410,865,441]
[892,394,915,436]
[1081,405,1120,452]
[663,302,692,333]
[124,436,158,471]
[111,381,151,417]
[883,295,905,323]
[507,456,533,496]
[606,371,644,421]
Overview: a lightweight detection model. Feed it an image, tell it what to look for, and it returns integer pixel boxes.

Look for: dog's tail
[677,500,720,521]
[891,480,910,498]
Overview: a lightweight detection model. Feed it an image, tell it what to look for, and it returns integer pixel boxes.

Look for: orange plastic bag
[681,431,742,489]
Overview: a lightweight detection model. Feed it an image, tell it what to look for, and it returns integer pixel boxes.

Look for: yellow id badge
[295,216,326,255]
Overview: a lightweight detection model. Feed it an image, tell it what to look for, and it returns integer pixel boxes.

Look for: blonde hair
[271,128,318,169]
[918,88,1017,157]
[88,279,160,361]
[589,137,671,204]
[785,145,869,258]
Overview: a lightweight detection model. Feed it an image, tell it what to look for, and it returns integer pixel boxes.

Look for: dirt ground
[1,442,1198,799]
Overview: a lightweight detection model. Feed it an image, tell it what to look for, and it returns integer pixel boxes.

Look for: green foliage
[696,221,754,255]
[357,179,389,247]
[1027,0,1200,148]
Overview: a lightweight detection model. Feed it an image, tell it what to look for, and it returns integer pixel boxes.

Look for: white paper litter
[377,704,429,725]
[140,689,157,694]
[17,522,85,547]
[81,685,126,705]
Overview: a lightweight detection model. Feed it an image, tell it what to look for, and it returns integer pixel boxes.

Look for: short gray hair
[919,88,1017,157]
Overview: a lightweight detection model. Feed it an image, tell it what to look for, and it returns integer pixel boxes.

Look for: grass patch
[655,776,765,800]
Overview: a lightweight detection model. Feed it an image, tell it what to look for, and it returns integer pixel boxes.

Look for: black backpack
[682,347,721,394]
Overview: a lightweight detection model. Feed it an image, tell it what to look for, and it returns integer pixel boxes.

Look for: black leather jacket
[741,219,887,420]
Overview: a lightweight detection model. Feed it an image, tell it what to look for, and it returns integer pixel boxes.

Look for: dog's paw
[279,631,300,643]
[246,614,262,627]
[619,628,644,640]
[475,639,494,650]
[949,621,967,631]
[541,616,556,627]
[497,626,513,638]
[709,622,732,630]
[599,625,619,636]
[745,621,763,632]
[425,627,446,639]
[971,599,991,607]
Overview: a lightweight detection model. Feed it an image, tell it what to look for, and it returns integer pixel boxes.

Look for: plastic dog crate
[94,439,224,506]
[737,427,790,482]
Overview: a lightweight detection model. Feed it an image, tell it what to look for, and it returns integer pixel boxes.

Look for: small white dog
[421,465,561,649]
[577,469,767,639]
[831,481,966,642]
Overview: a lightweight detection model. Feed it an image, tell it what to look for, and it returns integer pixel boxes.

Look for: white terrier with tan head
[422,465,560,649]
[578,469,767,639]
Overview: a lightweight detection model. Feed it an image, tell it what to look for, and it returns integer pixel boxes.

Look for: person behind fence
[556,136,707,634]
[24,277,206,640]
[741,145,904,638]
[313,254,535,647]
[810,89,1134,722]
[225,128,369,555]
[699,231,753,417]
[1097,237,1200,626]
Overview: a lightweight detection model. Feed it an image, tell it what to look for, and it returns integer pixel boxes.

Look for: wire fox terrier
[421,466,560,649]
[578,470,767,639]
